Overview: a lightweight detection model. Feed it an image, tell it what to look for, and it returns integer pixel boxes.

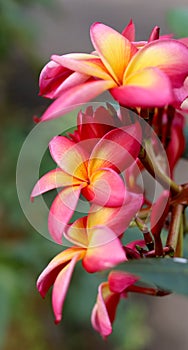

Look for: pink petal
[50,71,90,98]
[39,60,72,98]
[48,185,82,244]
[125,39,188,88]
[111,68,174,107]
[122,19,135,42]
[91,282,120,338]
[148,26,160,42]
[89,123,142,174]
[40,80,115,121]
[31,168,81,199]
[90,22,137,84]
[83,168,127,207]
[83,226,126,273]
[49,136,89,180]
[108,271,139,293]
[52,53,112,80]
[87,191,142,236]
[64,217,88,247]
[37,247,84,298]
[52,254,79,324]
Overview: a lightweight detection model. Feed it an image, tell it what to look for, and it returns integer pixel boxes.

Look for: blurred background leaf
[166,7,188,37]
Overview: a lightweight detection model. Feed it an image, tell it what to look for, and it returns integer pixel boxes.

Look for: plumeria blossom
[68,104,134,152]
[92,267,170,338]
[31,121,142,243]
[38,21,188,121]
[91,271,139,338]
[36,201,144,325]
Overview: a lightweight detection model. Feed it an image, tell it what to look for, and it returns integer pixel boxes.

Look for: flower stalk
[166,204,184,254]
[139,139,181,196]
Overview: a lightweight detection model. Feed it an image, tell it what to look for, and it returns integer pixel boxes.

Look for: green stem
[135,216,154,251]
[175,213,183,257]
[139,140,181,196]
[127,284,170,296]
[166,204,184,254]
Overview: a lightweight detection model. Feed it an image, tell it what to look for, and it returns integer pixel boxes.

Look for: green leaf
[167,8,188,37]
[116,257,188,295]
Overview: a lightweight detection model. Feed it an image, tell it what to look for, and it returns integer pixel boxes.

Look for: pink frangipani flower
[38,22,188,121]
[31,122,142,243]
[36,204,136,325]
[91,271,139,338]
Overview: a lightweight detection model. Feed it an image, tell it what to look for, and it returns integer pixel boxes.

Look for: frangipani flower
[38,22,188,121]
[31,122,142,243]
[92,268,170,337]
[36,205,133,325]
[91,271,139,338]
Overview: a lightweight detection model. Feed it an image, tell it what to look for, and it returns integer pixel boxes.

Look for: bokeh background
[1,0,188,349]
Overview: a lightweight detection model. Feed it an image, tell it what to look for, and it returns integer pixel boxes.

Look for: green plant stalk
[135,216,154,251]
[175,213,184,257]
[139,140,181,196]
[166,204,184,254]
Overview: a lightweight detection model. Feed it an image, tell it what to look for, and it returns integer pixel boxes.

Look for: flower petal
[52,53,112,80]
[83,226,126,273]
[125,39,188,88]
[108,271,139,293]
[40,80,115,121]
[83,168,127,207]
[31,168,81,199]
[111,67,174,107]
[49,136,89,180]
[39,60,72,98]
[87,190,143,235]
[91,282,120,338]
[37,247,84,298]
[52,254,79,324]
[51,71,89,98]
[122,19,135,42]
[89,123,142,174]
[48,185,82,243]
[64,217,88,247]
[90,22,137,84]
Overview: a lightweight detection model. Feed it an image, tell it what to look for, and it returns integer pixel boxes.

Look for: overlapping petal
[37,247,84,298]
[84,168,127,207]
[88,123,142,174]
[48,185,82,243]
[52,254,79,324]
[111,67,174,107]
[31,168,80,199]
[52,53,112,80]
[87,192,142,235]
[39,61,72,98]
[40,79,115,121]
[108,271,139,293]
[64,217,89,247]
[83,226,126,273]
[91,282,120,338]
[49,136,89,180]
[90,22,137,84]
[125,39,188,88]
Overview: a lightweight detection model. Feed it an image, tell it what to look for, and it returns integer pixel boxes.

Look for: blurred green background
[1,1,188,349]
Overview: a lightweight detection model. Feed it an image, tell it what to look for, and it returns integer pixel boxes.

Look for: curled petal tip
[30,195,34,203]
[54,317,61,325]
[33,115,40,124]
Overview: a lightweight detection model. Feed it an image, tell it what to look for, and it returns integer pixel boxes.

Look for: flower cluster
[31,20,188,338]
